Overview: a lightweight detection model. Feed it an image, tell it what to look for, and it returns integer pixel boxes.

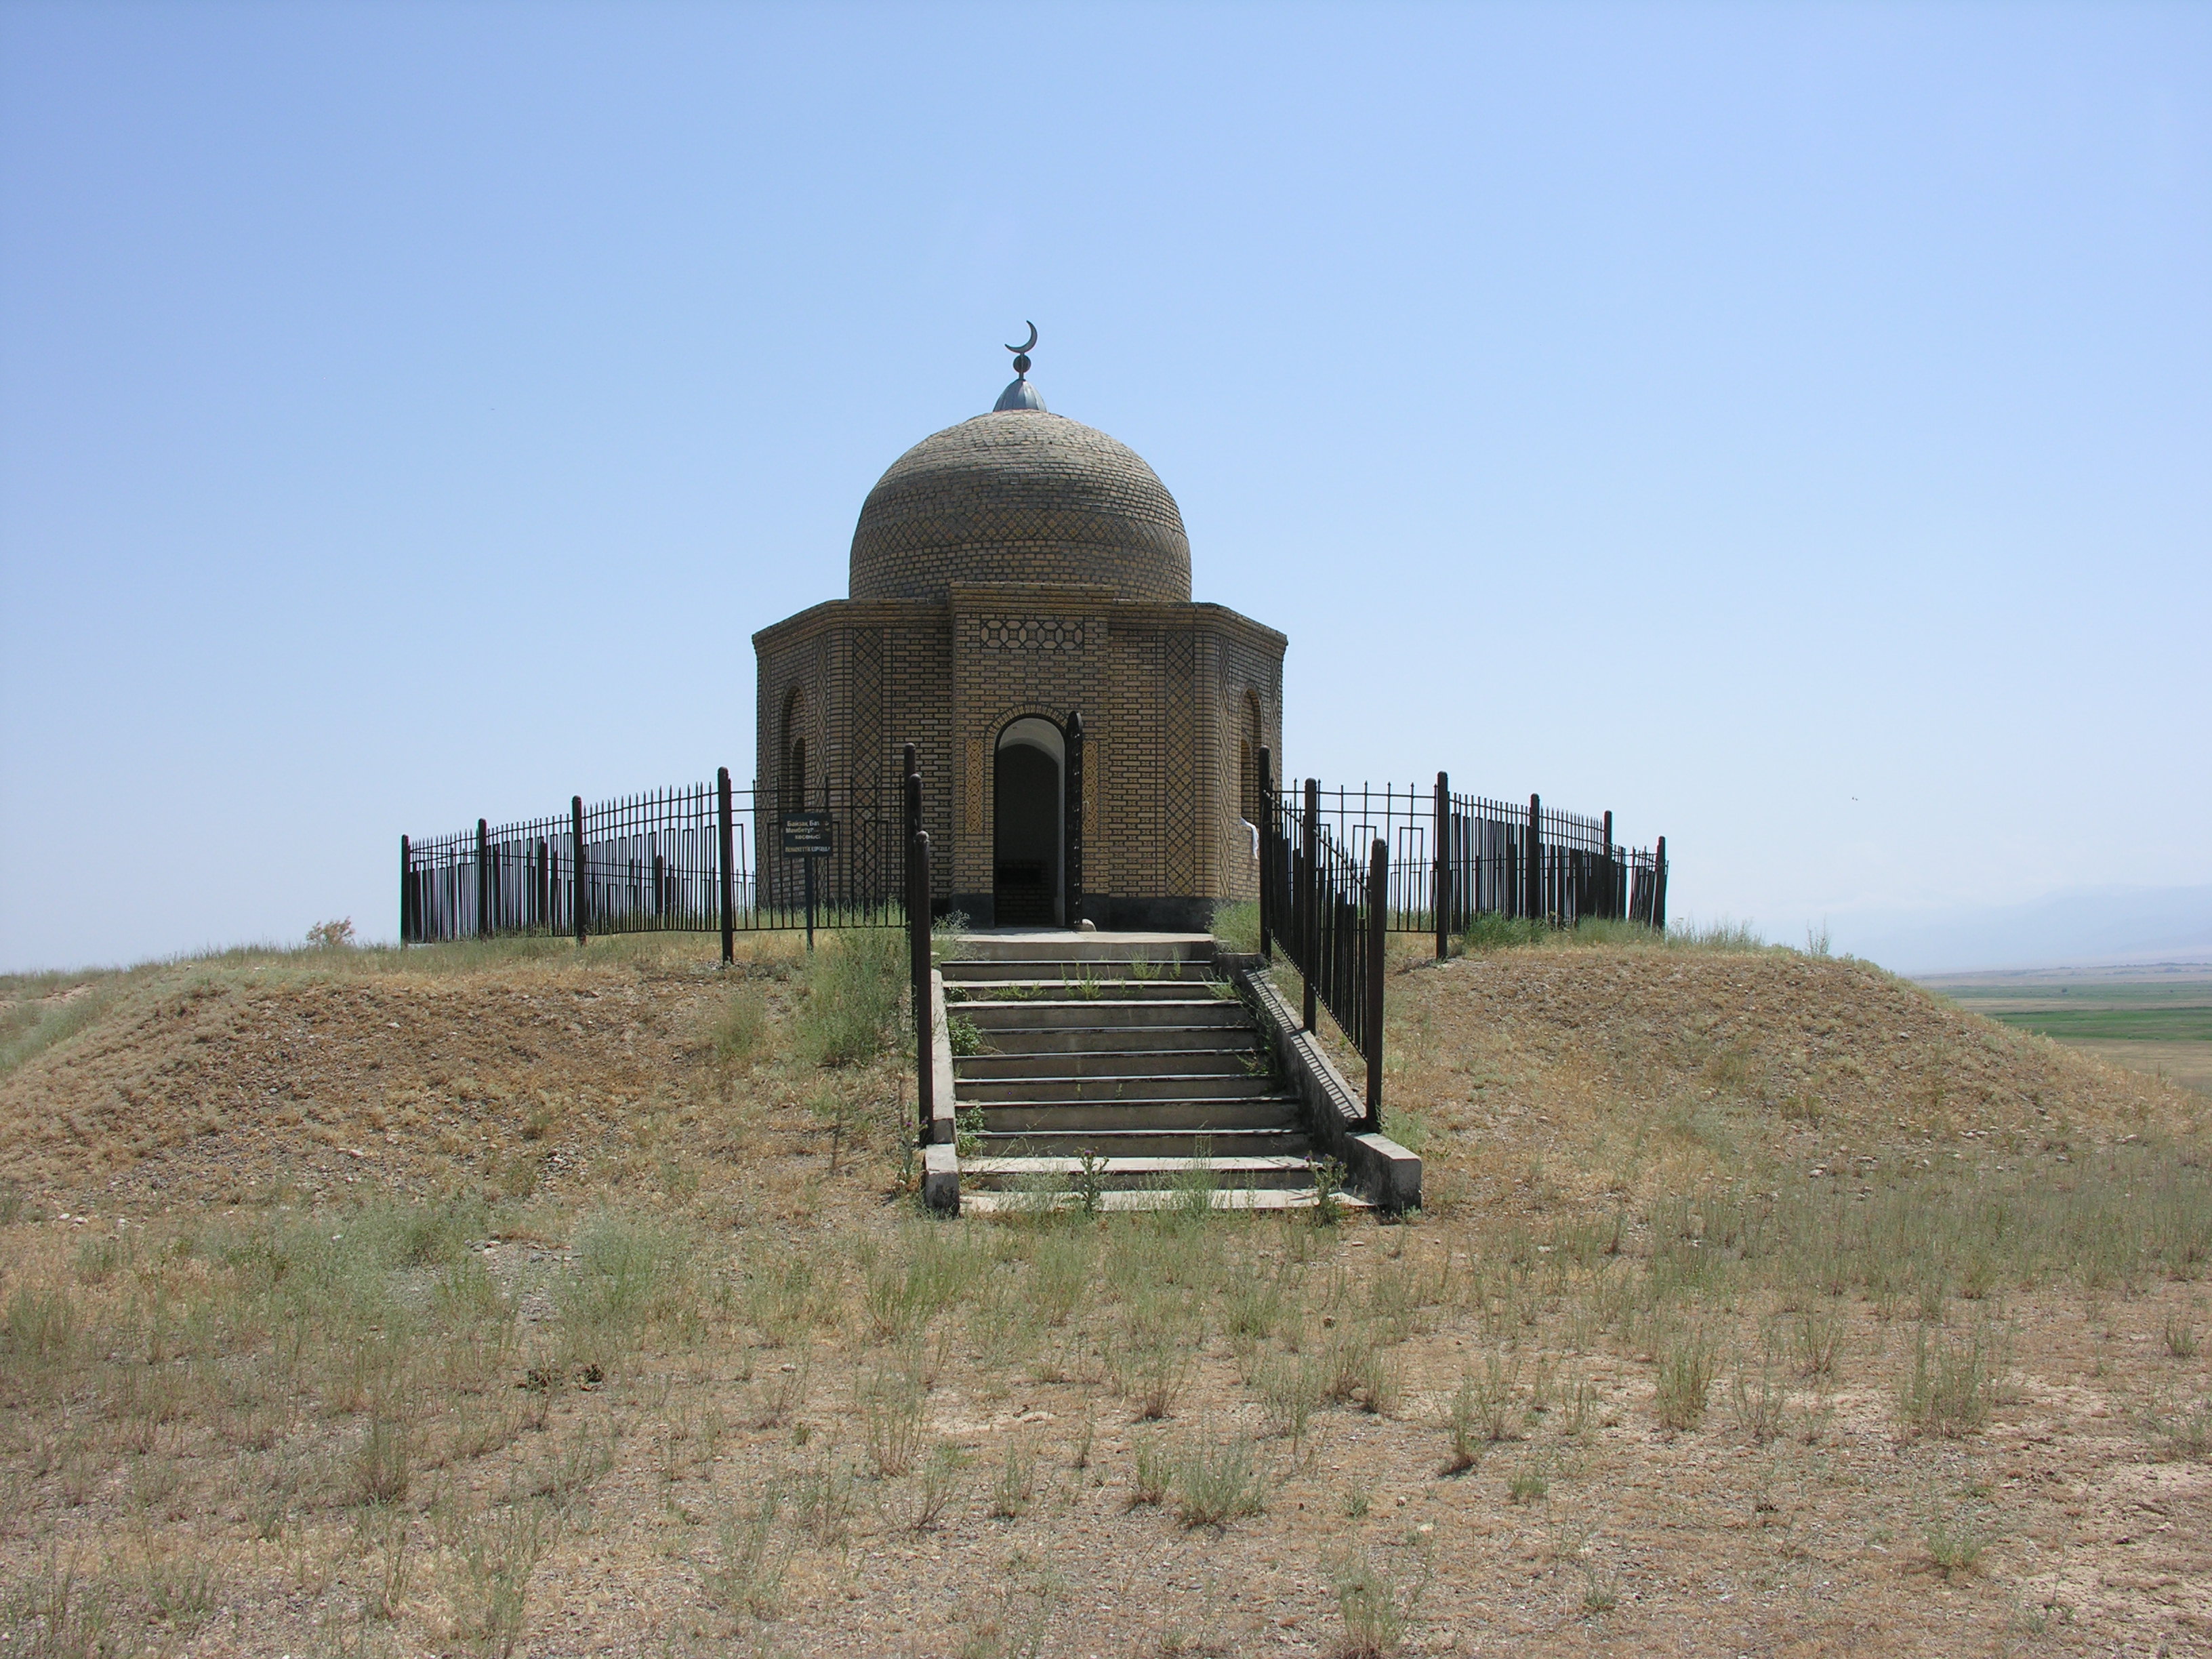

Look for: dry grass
[0,929,2208,1654]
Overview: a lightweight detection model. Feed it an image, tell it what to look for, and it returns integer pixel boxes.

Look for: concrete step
[958,1072,1285,1104]
[963,1153,1317,1191]
[951,932,1215,965]
[957,1047,1261,1081]
[942,958,1215,985]
[960,1186,1366,1215]
[962,998,1250,1031]
[972,1126,1311,1158]
[976,1098,1300,1132]
[945,979,1215,1003]
[959,1025,1260,1057]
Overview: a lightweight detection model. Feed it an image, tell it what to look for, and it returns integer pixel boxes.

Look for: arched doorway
[994,717,1063,926]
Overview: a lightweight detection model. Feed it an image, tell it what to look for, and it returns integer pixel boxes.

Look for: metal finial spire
[994,321,1045,413]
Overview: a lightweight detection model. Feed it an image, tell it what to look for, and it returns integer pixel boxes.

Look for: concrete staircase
[943,932,1349,1213]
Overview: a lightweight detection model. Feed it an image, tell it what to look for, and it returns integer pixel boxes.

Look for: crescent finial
[1006,321,1038,355]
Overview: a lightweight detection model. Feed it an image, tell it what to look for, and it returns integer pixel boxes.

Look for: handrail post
[1433,771,1450,961]
[717,766,735,964]
[912,828,933,1145]
[1256,746,1274,960]
[1364,836,1387,1132]
[400,836,412,947]
[1301,778,1319,1033]
[571,795,588,945]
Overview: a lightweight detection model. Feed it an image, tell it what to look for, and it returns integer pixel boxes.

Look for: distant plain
[1919,963,2212,1094]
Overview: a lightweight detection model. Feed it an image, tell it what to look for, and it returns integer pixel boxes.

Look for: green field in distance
[1919,967,2212,1092]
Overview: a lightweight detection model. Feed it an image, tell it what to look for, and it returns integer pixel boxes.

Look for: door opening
[993,718,1063,926]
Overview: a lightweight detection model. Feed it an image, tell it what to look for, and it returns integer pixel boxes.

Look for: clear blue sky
[3,2,2206,972]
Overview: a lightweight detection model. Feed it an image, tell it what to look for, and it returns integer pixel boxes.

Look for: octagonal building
[753,349,1285,930]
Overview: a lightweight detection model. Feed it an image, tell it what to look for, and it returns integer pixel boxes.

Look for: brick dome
[849,410,1191,603]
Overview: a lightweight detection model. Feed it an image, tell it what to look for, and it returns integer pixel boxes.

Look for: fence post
[571,796,588,945]
[717,767,735,964]
[1064,710,1084,929]
[474,819,490,939]
[399,836,412,946]
[912,828,935,1144]
[1364,837,1387,1132]
[1256,747,1274,960]
[1433,771,1450,961]
[1525,794,1542,924]
[903,747,922,922]
[1654,835,1668,933]
[1602,809,1616,919]
[1301,778,1319,1033]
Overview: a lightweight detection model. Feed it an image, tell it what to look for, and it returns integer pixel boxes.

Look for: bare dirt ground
[1,933,2207,1658]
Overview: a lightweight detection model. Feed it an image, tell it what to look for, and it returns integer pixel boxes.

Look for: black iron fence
[1253,758,1671,1132]
[1280,775,1666,937]
[1258,773,1385,1129]
[401,770,909,954]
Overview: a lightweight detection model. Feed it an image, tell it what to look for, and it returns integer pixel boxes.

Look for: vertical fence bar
[1364,837,1387,1131]
[399,836,412,946]
[912,828,934,1143]
[1654,836,1668,933]
[1064,710,1084,929]
[571,796,588,945]
[1433,771,1450,960]
[718,767,735,964]
[1301,778,1319,1033]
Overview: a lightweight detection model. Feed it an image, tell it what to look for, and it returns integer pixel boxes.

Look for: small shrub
[703,1488,787,1618]
[306,917,356,949]
[990,1437,1037,1519]
[1128,1437,1169,1507]
[797,930,906,1067]
[1898,1323,2001,1439]
[1259,1358,1319,1452]
[2165,1312,2200,1359]
[1440,1375,1484,1475]
[861,1364,926,1479]
[1654,1328,1717,1433]
[711,988,770,1065]
[1326,1548,1416,1658]
[1507,1453,1549,1504]
[947,1012,987,1057]
[1925,1507,1988,1580]
[1310,1157,1348,1226]
[912,1441,967,1530]
[1170,1435,1265,1528]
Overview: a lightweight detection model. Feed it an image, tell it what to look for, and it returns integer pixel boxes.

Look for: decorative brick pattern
[978,615,1084,651]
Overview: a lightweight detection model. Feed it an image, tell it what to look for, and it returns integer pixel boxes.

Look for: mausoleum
[753,335,1286,929]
